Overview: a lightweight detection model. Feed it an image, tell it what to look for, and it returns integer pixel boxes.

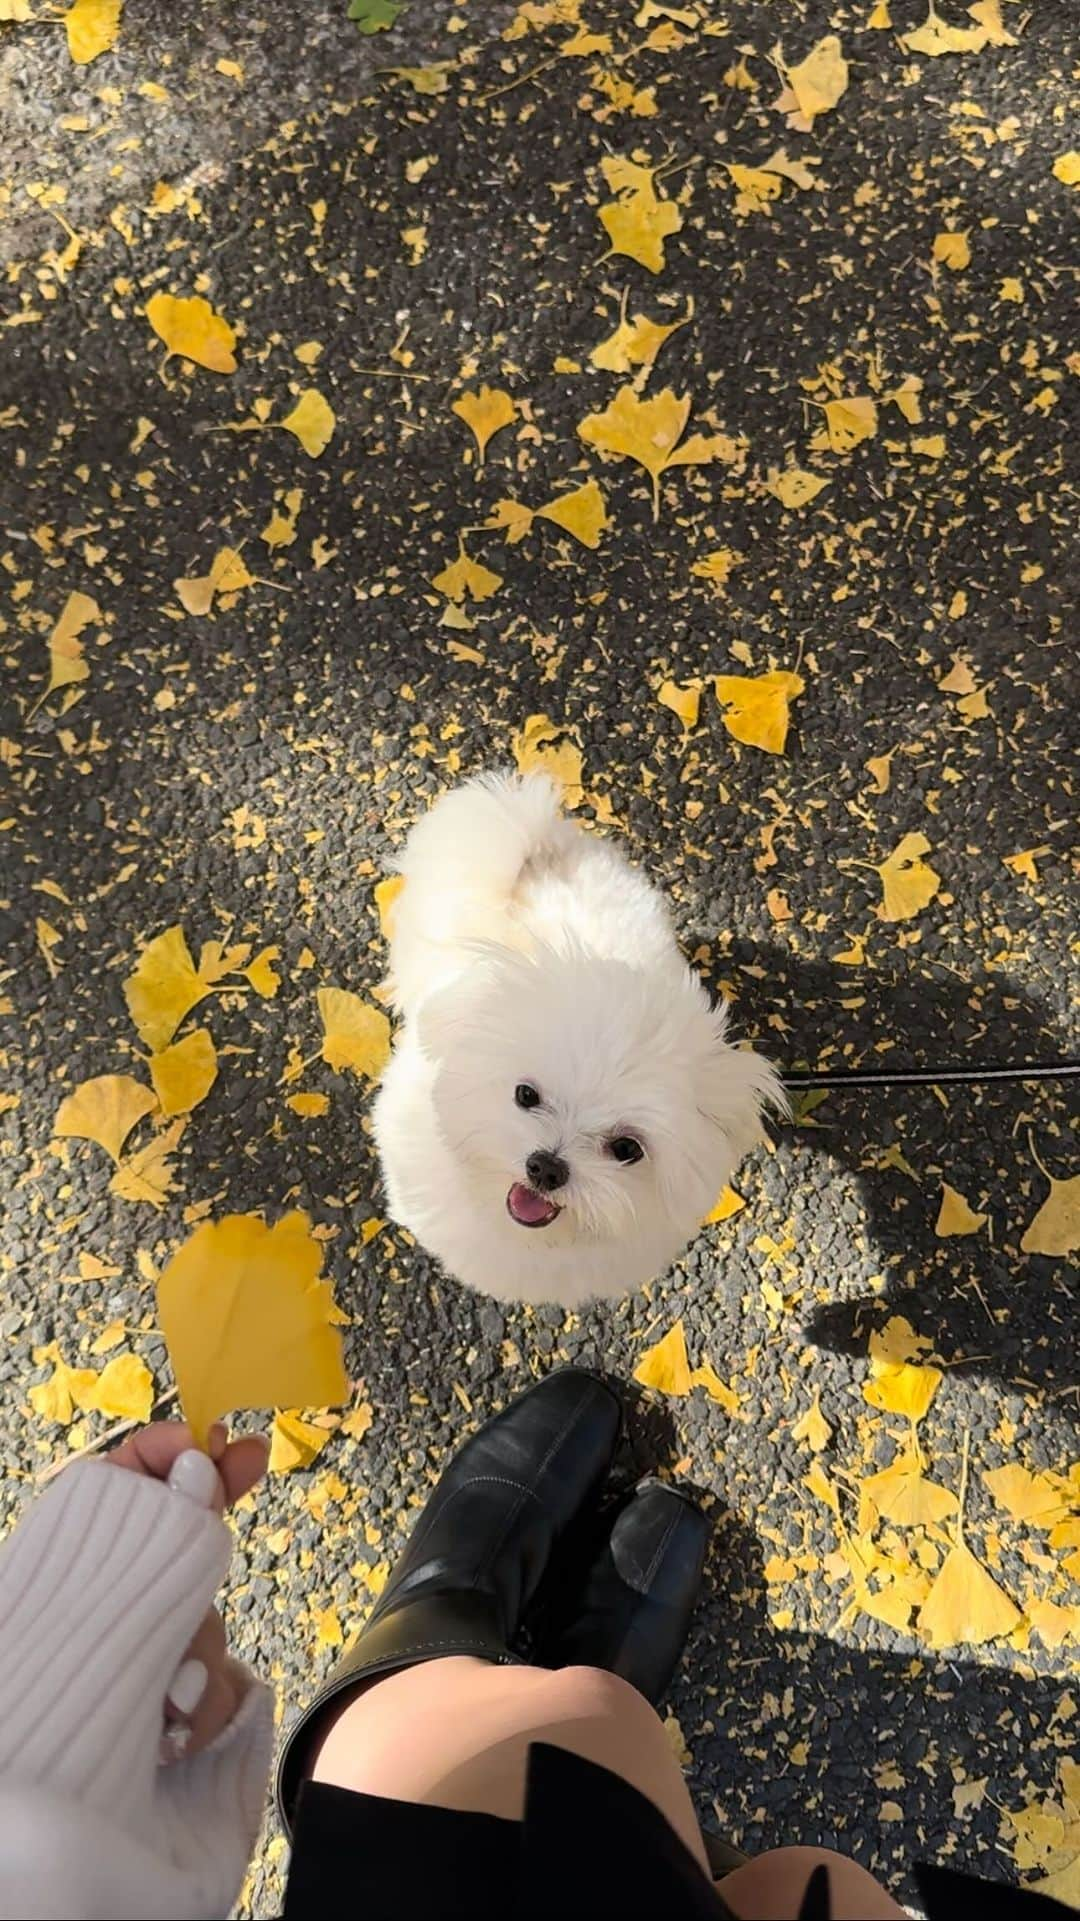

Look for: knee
[534,1664,662,1734]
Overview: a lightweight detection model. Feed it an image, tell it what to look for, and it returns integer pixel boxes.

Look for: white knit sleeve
[0,1460,274,1920]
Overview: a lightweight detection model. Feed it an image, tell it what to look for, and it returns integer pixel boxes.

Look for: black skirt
[283,1740,1072,1921]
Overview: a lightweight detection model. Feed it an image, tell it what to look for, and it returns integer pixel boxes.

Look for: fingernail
[167,1449,220,1508]
[158,1724,191,1768]
[167,1657,208,1718]
[208,1422,227,1461]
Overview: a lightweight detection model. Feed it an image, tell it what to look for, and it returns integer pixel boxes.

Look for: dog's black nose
[526,1149,569,1193]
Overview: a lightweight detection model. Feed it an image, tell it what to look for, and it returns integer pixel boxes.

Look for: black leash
[783,1060,1080,1092]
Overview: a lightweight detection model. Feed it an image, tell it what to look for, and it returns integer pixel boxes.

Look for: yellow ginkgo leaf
[725,164,784,216]
[764,466,829,509]
[145,292,237,373]
[451,386,517,466]
[704,1184,745,1223]
[317,986,391,1078]
[124,924,213,1051]
[1028,1598,1080,1649]
[512,714,584,806]
[899,0,1013,56]
[64,0,122,65]
[54,1073,157,1163]
[281,389,335,458]
[932,230,971,271]
[536,479,609,549]
[690,1359,741,1415]
[261,487,303,549]
[1020,1169,1079,1257]
[633,1318,692,1396]
[863,1360,942,1423]
[28,1344,99,1425]
[1052,151,1080,187]
[590,299,691,377]
[792,1392,832,1453]
[157,1211,349,1449]
[860,1452,958,1526]
[243,945,281,997]
[89,1352,154,1422]
[597,158,683,274]
[691,548,742,591]
[713,669,805,756]
[109,1118,186,1208]
[268,1408,335,1472]
[984,1464,1070,1525]
[431,543,503,604]
[148,1028,218,1117]
[487,499,536,545]
[174,547,255,618]
[29,591,101,719]
[869,1315,932,1367]
[657,678,702,731]
[578,385,741,519]
[780,34,848,127]
[874,832,941,923]
[817,395,877,453]
[917,1540,1022,1649]
[286,1091,331,1118]
[374,874,405,939]
[935,1182,987,1238]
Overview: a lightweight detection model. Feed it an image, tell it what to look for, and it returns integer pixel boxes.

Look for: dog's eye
[607,1135,644,1166]
[515,1082,541,1110]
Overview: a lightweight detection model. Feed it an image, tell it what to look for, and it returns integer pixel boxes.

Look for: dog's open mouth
[506,1182,561,1229]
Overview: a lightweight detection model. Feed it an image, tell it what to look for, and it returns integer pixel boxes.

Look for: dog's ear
[697,1013,789,1158]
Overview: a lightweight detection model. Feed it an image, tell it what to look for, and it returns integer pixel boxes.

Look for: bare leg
[311,1655,711,1875]
[721,1846,905,1920]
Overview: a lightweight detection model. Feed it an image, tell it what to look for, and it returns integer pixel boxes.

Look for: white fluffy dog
[373,771,784,1306]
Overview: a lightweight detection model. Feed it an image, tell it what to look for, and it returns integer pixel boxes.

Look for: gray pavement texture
[1,0,1078,1913]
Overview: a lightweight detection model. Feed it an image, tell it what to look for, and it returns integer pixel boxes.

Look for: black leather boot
[276,1366,621,1830]
[531,1478,709,1706]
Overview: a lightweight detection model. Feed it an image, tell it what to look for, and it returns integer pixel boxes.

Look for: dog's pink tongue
[507,1182,558,1226]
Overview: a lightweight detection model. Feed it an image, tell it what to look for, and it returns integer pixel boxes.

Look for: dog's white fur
[373,771,784,1306]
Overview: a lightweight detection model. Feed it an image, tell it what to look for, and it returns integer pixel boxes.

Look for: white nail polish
[167,1449,219,1508]
[167,1657,208,1717]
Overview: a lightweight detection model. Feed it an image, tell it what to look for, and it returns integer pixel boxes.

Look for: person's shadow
[680,936,1077,1401]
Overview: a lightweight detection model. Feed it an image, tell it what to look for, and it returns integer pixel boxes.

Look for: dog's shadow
[687,937,1076,1398]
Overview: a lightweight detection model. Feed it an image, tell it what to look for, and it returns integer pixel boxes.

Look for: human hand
[106,1419,269,1763]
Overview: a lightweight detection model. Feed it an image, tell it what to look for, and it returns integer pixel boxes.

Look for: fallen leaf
[690,1360,741,1416]
[261,487,303,549]
[536,479,608,548]
[148,1028,218,1117]
[874,832,941,923]
[431,542,503,604]
[861,1452,958,1526]
[984,1465,1070,1525]
[814,395,877,454]
[512,714,584,804]
[766,887,792,923]
[1021,1168,1079,1257]
[281,390,335,458]
[713,670,804,755]
[317,986,391,1077]
[590,297,691,378]
[286,1091,331,1118]
[124,924,214,1051]
[918,1540,1022,1649]
[911,434,946,459]
[174,547,254,618]
[597,155,683,273]
[864,1361,942,1422]
[778,35,848,129]
[451,386,516,466]
[952,1778,989,1817]
[900,0,1014,56]
[691,547,742,591]
[633,1318,692,1395]
[658,678,702,731]
[54,1073,157,1162]
[380,62,454,95]
[348,0,404,28]
[145,292,237,373]
[313,1603,344,1648]
[870,1316,934,1367]
[109,1118,186,1208]
[704,1184,745,1224]
[157,1211,349,1449]
[487,499,536,545]
[341,1399,375,1439]
[1052,151,1080,188]
[29,1344,100,1424]
[269,1409,336,1471]
[1027,1857,1080,1908]
[792,1392,832,1453]
[578,385,741,519]
[764,466,828,509]
[243,946,281,998]
[1027,1599,1080,1649]
[1002,846,1050,882]
[29,592,100,719]
[724,164,784,216]
[932,231,971,271]
[935,1182,987,1238]
[64,0,121,64]
[90,1352,154,1421]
